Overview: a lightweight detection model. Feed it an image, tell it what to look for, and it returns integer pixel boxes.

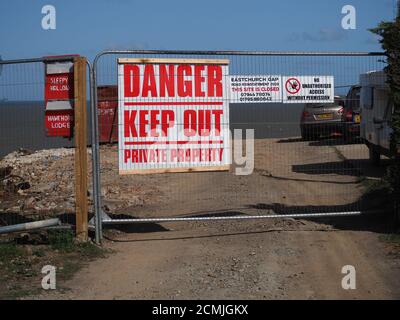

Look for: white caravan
[360,70,395,164]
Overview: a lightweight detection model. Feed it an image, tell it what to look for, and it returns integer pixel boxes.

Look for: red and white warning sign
[117,58,230,174]
[282,76,334,103]
[229,75,281,103]
[284,77,301,95]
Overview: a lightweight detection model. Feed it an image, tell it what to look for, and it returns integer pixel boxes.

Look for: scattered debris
[0,146,152,221]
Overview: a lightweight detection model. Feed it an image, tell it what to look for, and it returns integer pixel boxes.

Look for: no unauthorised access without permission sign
[282,76,334,103]
[117,58,231,174]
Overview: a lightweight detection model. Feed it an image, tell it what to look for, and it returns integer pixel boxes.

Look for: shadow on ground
[308,137,363,147]
[277,136,364,147]
[292,159,390,179]
[102,185,398,241]
[248,202,396,234]
[103,211,248,234]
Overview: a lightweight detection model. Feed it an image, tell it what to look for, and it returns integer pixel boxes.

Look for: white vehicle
[359,70,395,164]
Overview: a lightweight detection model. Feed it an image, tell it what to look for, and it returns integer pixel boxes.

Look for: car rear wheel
[342,128,350,142]
[301,128,309,140]
[301,128,316,141]
[369,145,381,166]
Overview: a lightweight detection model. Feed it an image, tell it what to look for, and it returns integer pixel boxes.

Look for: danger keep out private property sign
[118,58,230,174]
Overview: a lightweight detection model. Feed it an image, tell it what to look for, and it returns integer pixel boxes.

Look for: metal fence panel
[0,56,91,230]
[91,50,387,242]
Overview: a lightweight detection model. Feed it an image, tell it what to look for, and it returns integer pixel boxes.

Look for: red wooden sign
[45,73,74,100]
[45,110,74,137]
[44,57,76,138]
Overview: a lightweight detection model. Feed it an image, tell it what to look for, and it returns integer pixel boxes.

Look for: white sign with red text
[282,76,334,103]
[118,58,230,174]
[229,75,281,103]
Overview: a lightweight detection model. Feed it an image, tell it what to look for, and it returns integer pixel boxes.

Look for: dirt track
[38,138,400,299]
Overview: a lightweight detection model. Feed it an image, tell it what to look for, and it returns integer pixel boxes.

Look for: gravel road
[35,137,400,299]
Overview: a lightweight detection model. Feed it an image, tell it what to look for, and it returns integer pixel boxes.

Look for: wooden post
[74,57,88,241]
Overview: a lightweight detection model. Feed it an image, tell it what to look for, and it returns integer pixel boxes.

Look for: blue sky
[0,0,397,61]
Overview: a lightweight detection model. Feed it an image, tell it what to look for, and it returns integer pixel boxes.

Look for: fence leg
[74,57,88,241]
[90,60,103,244]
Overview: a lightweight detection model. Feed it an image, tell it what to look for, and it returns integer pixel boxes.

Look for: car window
[336,100,344,107]
[361,86,373,109]
[349,88,360,111]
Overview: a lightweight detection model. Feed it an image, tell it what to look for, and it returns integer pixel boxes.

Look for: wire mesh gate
[90,50,387,243]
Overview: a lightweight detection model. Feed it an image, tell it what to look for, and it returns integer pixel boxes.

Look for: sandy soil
[32,138,400,299]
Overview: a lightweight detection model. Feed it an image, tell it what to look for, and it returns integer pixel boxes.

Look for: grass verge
[0,229,111,299]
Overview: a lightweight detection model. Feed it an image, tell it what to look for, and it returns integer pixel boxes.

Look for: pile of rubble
[0,148,79,216]
[0,147,148,220]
